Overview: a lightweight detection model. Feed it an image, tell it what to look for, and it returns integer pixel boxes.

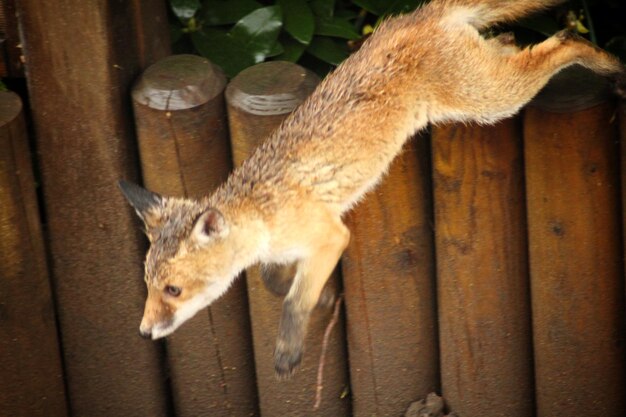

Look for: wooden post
[225,61,350,417]
[432,119,533,417]
[524,67,625,417]
[131,54,258,417]
[15,1,172,416]
[0,0,24,77]
[341,136,438,417]
[619,100,626,269]
[0,91,67,417]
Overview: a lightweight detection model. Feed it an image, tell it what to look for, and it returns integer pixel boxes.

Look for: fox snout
[139,291,177,340]
[139,312,176,340]
[139,326,153,339]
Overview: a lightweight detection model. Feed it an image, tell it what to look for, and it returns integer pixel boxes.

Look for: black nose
[139,329,152,339]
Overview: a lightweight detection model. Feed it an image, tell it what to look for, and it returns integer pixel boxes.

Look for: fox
[120,0,625,378]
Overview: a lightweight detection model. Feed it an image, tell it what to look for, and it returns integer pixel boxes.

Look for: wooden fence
[1,2,625,417]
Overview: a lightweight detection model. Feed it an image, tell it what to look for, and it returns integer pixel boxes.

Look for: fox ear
[192,208,229,245]
[118,180,163,225]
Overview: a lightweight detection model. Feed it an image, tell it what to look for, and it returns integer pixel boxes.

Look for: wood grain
[15,1,172,416]
[618,100,626,275]
[432,119,533,417]
[525,100,625,417]
[342,136,439,417]
[0,91,67,417]
[132,54,258,417]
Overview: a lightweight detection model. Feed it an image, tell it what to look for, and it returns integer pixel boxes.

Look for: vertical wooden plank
[15,1,172,416]
[0,91,67,417]
[225,61,350,417]
[341,136,438,417]
[0,0,24,77]
[132,54,258,417]
[618,100,626,269]
[524,68,625,417]
[432,119,533,417]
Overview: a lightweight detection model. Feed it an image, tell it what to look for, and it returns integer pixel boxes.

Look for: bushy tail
[438,0,566,29]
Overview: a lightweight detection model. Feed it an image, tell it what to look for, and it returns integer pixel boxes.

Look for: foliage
[167,0,626,78]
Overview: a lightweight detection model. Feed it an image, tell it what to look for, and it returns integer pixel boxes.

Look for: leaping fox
[120,0,625,377]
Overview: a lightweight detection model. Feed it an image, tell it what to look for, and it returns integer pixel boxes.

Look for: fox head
[119,180,240,339]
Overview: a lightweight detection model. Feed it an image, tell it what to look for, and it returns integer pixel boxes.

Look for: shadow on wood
[0,91,68,417]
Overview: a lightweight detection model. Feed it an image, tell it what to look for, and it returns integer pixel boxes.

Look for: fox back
[121,0,625,377]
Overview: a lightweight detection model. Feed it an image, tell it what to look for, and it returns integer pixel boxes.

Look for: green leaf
[274,35,307,62]
[170,0,201,20]
[230,6,283,63]
[383,0,425,16]
[351,0,387,15]
[191,29,255,77]
[306,37,349,65]
[517,15,561,37]
[200,0,262,26]
[310,0,335,18]
[315,16,360,40]
[266,41,285,58]
[278,0,315,45]
[170,23,184,44]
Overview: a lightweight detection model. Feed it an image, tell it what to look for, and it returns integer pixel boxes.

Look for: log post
[618,100,626,269]
[524,66,625,417]
[15,1,172,416]
[132,54,258,417]
[432,118,533,417]
[0,91,67,417]
[341,136,439,417]
[225,61,350,416]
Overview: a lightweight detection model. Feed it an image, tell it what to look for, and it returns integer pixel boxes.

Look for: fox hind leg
[508,30,626,100]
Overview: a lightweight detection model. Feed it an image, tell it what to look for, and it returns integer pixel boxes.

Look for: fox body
[121,0,625,377]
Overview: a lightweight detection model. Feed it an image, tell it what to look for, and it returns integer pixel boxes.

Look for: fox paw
[274,345,302,379]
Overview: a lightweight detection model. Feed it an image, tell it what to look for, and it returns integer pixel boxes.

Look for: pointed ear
[118,180,162,224]
[192,208,229,245]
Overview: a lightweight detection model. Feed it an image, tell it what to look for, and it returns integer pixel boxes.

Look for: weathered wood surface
[432,119,533,417]
[433,119,534,417]
[618,100,626,275]
[15,1,172,416]
[525,70,625,416]
[0,91,67,417]
[225,61,350,417]
[0,0,23,77]
[132,54,258,417]
[342,136,438,417]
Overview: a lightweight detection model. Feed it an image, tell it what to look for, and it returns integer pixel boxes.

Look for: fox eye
[165,285,182,297]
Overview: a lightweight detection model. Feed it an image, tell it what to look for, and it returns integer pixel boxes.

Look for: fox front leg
[273,219,350,378]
